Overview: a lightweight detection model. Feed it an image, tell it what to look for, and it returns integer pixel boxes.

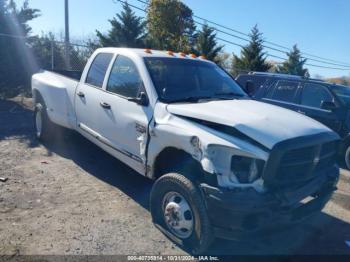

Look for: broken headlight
[230,156,265,184]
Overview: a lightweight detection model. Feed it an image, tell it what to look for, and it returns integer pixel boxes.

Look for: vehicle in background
[32,49,339,254]
[236,72,350,169]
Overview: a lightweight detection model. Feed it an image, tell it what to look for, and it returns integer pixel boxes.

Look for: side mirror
[128,92,149,106]
[321,101,337,111]
[245,81,256,96]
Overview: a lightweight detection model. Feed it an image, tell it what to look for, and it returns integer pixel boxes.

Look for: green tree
[147,0,196,52]
[231,25,271,76]
[96,3,146,48]
[277,44,309,77]
[194,24,223,62]
[216,52,231,71]
[0,0,40,97]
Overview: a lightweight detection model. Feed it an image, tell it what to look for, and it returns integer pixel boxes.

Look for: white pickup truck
[32,48,340,253]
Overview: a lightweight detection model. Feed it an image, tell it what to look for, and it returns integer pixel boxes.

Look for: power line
[216,36,350,71]
[120,0,350,71]
[134,0,350,68]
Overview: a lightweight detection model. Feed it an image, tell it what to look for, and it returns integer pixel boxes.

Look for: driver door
[298,83,342,132]
[96,54,153,172]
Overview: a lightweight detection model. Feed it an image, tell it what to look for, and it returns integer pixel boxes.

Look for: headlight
[230,156,265,184]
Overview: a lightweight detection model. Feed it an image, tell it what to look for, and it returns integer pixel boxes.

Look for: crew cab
[236,72,350,169]
[32,48,339,254]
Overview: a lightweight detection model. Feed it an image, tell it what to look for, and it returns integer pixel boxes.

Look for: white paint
[167,99,331,150]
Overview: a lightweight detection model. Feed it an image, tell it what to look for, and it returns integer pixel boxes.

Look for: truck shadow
[43,129,350,255]
[2,98,350,255]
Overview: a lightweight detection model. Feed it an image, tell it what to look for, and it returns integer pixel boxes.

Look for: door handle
[77,91,85,98]
[100,102,111,109]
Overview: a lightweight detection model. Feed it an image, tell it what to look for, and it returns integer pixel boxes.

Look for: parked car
[236,72,350,169]
[32,48,339,254]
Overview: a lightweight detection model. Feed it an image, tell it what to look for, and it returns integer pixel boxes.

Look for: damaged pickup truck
[32,48,340,253]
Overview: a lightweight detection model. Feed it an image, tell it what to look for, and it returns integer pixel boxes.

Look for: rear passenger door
[298,83,342,132]
[262,80,301,112]
[75,52,114,137]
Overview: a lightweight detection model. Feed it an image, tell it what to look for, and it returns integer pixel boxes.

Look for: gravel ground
[1,97,350,256]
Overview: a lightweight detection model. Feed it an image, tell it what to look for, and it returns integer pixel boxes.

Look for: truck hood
[166,99,332,149]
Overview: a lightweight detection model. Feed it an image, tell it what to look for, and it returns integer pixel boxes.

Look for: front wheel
[150,173,213,254]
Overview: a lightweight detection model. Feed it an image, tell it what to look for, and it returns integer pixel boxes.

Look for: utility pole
[64,0,70,69]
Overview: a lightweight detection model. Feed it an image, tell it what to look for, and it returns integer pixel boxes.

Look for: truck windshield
[332,85,350,107]
[144,57,247,103]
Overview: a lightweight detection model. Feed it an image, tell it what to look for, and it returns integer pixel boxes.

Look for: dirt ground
[1,97,350,256]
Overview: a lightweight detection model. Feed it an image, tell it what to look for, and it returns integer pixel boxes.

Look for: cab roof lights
[178,52,187,57]
[199,55,207,60]
[144,48,152,54]
[189,53,197,58]
[167,50,174,56]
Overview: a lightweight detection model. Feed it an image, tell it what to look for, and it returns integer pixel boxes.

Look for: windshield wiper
[214,92,245,97]
[166,96,213,103]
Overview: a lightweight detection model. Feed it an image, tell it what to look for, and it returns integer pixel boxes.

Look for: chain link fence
[34,40,94,72]
[0,33,97,97]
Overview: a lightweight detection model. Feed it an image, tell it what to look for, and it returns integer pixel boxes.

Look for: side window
[269,80,299,103]
[300,83,333,109]
[85,53,113,88]
[106,55,143,98]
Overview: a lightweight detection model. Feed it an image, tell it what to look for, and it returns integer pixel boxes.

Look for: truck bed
[50,70,83,81]
[32,70,80,129]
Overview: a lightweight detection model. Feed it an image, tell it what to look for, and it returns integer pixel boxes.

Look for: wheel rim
[345,146,350,169]
[35,109,42,138]
[162,191,194,239]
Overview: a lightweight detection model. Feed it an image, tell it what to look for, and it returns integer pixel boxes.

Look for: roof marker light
[189,53,197,58]
[167,50,174,56]
[144,49,152,54]
[179,52,187,57]
[199,55,206,60]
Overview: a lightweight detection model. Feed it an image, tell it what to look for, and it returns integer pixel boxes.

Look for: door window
[107,55,143,98]
[300,83,333,109]
[85,53,113,88]
[268,80,299,103]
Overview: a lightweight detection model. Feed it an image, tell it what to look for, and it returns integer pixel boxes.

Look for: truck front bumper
[200,166,339,240]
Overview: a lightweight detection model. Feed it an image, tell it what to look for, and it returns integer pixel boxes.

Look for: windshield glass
[331,85,350,107]
[144,57,247,103]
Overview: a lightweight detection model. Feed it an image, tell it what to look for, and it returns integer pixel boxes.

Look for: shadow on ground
[1,98,350,255]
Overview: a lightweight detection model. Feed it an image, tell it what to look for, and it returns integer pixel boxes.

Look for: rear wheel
[34,102,52,141]
[344,145,350,170]
[150,173,213,254]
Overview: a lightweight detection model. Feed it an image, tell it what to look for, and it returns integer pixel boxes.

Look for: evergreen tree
[96,3,146,48]
[0,0,40,97]
[147,0,196,52]
[277,44,309,77]
[231,25,271,76]
[194,24,223,62]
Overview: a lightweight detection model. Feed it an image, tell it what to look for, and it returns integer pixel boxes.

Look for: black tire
[34,102,52,141]
[344,144,350,170]
[150,173,213,254]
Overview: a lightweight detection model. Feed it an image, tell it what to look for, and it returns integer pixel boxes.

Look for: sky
[14,0,350,78]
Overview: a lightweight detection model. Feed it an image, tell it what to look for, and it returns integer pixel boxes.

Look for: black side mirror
[321,101,337,111]
[245,81,256,96]
[128,92,149,106]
